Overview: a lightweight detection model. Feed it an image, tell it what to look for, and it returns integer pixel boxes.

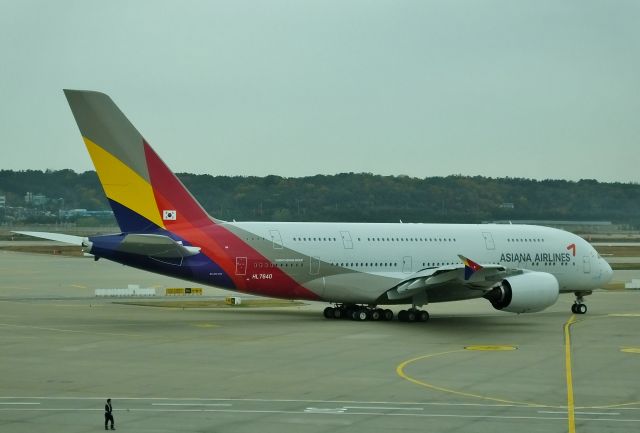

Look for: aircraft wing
[118,234,201,258]
[385,255,521,301]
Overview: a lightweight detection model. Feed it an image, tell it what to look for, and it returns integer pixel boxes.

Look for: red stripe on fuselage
[143,141,319,300]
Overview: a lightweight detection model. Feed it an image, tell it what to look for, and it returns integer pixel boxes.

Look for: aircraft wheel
[344,307,355,320]
[578,304,587,314]
[323,307,334,319]
[351,310,368,321]
[398,310,408,322]
[571,304,578,314]
[333,308,343,319]
[383,309,394,321]
[418,310,429,322]
[407,310,417,322]
[370,309,381,321]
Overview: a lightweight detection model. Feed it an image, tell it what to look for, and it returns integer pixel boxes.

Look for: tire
[578,304,587,314]
[398,310,408,322]
[357,310,368,321]
[370,309,381,321]
[383,309,394,321]
[333,308,343,319]
[418,311,429,322]
[407,311,416,322]
[323,307,334,319]
[571,304,577,314]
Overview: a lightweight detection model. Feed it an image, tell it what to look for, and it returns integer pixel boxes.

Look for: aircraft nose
[602,259,613,283]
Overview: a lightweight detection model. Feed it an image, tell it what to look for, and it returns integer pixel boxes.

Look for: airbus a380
[17,90,613,322]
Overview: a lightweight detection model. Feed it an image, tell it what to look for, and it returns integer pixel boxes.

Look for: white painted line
[304,408,346,414]
[590,407,640,411]
[0,396,529,408]
[539,410,621,416]
[151,403,232,407]
[0,407,572,420]
[343,406,424,411]
[0,396,637,412]
[1,406,639,422]
[576,412,621,416]
[0,402,40,405]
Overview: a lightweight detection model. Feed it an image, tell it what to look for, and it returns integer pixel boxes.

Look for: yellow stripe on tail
[84,137,165,229]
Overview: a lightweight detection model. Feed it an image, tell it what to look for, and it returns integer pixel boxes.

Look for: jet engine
[483,272,559,313]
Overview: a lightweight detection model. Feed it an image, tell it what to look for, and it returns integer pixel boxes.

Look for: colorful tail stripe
[64,89,319,300]
[459,255,483,280]
[65,90,210,233]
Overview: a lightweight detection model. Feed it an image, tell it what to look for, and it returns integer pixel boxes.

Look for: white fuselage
[230,222,612,303]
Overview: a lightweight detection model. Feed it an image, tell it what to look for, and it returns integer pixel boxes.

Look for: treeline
[1,169,640,226]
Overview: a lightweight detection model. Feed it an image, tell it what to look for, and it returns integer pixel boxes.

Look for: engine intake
[484,272,559,313]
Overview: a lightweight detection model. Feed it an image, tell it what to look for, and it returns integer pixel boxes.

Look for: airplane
[15,90,613,322]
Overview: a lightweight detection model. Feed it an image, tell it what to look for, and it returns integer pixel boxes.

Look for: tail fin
[64,90,215,233]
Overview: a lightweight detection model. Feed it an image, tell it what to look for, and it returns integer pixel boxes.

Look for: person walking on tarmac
[104,398,115,430]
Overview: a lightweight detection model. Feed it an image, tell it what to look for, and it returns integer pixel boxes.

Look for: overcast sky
[1,0,639,182]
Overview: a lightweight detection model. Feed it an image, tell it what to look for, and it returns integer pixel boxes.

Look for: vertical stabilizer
[64,90,214,233]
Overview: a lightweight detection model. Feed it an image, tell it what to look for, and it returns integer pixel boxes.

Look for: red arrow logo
[566,243,576,256]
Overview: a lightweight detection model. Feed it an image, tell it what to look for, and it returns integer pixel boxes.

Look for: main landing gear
[397,309,430,323]
[571,291,591,315]
[323,305,394,321]
[323,305,429,322]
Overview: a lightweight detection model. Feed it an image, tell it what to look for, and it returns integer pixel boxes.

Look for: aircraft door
[269,230,283,249]
[482,232,495,250]
[402,256,412,273]
[340,231,353,249]
[309,256,320,275]
[235,257,247,275]
[583,255,591,274]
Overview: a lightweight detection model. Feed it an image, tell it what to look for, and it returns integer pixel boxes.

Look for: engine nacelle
[484,272,559,313]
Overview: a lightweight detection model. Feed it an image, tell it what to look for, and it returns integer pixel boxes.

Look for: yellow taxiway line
[564,314,577,433]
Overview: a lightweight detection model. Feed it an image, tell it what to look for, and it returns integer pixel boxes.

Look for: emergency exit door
[235,257,247,275]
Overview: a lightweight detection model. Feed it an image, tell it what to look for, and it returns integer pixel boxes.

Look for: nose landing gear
[571,291,592,315]
[571,303,587,314]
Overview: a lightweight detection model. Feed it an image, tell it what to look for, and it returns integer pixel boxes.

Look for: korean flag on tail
[163,210,177,221]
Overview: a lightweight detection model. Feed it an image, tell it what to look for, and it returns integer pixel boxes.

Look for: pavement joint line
[0,322,142,337]
[0,402,40,405]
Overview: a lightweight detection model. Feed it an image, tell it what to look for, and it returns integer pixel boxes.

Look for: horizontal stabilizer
[12,231,86,246]
[119,233,201,258]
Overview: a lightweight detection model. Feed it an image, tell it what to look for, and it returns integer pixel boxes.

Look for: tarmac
[1,249,640,433]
